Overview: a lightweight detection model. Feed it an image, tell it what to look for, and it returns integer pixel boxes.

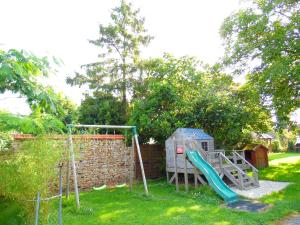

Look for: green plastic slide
[186,150,238,203]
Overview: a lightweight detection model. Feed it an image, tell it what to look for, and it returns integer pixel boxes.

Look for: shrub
[0,137,65,223]
[0,132,13,151]
[271,140,282,153]
[288,140,295,152]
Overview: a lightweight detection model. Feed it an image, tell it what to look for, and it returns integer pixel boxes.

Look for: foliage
[67,0,152,116]
[0,49,57,114]
[220,0,300,126]
[43,92,78,125]
[0,110,65,135]
[272,128,297,152]
[0,48,77,127]
[0,137,65,223]
[78,92,126,125]
[0,198,24,225]
[0,132,13,151]
[272,139,282,152]
[130,54,272,148]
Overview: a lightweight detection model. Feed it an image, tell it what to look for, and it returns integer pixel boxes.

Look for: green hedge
[0,137,65,223]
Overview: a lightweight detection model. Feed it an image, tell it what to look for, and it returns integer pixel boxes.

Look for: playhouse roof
[170,128,214,140]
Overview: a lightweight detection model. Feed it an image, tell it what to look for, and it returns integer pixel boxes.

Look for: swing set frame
[66,124,149,208]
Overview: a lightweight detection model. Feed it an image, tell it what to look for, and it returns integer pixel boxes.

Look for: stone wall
[71,138,134,190]
[12,135,168,190]
[13,134,135,190]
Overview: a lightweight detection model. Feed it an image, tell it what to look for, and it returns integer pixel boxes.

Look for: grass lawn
[1,153,300,225]
[47,155,300,225]
[268,152,300,161]
[0,199,25,225]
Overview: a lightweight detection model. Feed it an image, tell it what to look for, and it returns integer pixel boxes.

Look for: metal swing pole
[58,164,63,225]
[34,192,41,225]
[132,126,149,196]
[67,126,80,208]
[65,144,71,199]
[129,134,134,192]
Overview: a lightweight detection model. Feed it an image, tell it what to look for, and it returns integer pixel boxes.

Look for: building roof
[243,144,269,151]
[173,128,214,140]
[295,137,300,145]
[257,133,274,139]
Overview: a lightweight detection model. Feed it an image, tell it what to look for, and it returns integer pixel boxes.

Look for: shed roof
[173,128,213,140]
[243,144,269,151]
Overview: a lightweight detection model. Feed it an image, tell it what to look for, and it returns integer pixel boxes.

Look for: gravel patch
[278,214,300,225]
[227,199,270,212]
[232,180,290,199]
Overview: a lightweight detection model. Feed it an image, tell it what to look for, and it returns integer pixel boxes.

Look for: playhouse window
[201,142,208,151]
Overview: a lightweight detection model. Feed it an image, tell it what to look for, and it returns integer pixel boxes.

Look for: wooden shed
[243,144,269,168]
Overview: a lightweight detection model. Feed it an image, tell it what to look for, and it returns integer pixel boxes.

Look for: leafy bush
[0,137,65,223]
[288,140,295,152]
[0,132,13,151]
[272,140,282,153]
[0,110,65,135]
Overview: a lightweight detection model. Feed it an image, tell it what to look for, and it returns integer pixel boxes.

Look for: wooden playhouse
[165,128,259,190]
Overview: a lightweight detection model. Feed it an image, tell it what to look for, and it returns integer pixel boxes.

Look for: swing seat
[116,183,126,188]
[93,185,107,191]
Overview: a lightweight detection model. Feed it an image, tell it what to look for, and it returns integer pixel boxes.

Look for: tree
[67,0,152,116]
[0,110,65,135]
[0,49,61,114]
[0,48,77,125]
[130,55,272,148]
[78,92,126,125]
[220,0,300,126]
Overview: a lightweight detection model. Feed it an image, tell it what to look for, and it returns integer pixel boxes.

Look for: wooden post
[133,127,149,196]
[238,171,244,189]
[173,137,179,192]
[184,152,189,192]
[194,167,198,188]
[242,150,246,166]
[233,151,237,165]
[68,128,80,208]
[166,171,169,183]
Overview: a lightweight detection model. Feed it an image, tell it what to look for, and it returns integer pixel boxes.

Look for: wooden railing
[219,152,247,189]
[233,151,259,186]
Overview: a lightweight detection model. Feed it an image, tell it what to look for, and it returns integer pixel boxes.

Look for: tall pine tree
[67,0,152,117]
